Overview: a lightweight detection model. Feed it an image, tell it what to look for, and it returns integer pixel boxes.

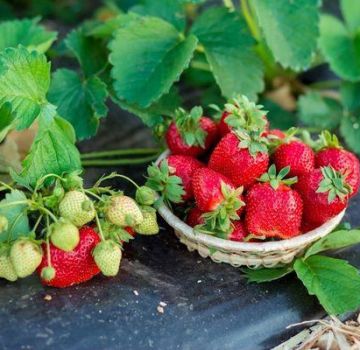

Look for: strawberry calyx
[224,95,268,134]
[145,160,185,206]
[259,164,298,190]
[316,130,342,151]
[268,127,298,151]
[174,106,207,147]
[316,166,352,203]
[234,129,268,157]
[196,183,245,235]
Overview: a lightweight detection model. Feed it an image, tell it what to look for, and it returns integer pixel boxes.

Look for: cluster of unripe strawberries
[0,172,159,287]
[148,96,360,241]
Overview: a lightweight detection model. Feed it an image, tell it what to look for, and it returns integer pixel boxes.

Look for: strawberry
[273,140,315,178]
[146,160,185,205]
[192,167,245,233]
[93,240,122,277]
[0,246,17,281]
[135,186,157,206]
[227,221,248,242]
[186,207,204,227]
[245,165,303,239]
[165,106,218,156]
[134,206,159,235]
[218,96,269,137]
[40,266,56,282]
[315,131,360,197]
[50,220,80,252]
[296,166,351,229]
[106,195,143,227]
[38,226,101,288]
[209,131,269,188]
[10,238,43,278]
[59,191,96,227]
[167,155,204,201]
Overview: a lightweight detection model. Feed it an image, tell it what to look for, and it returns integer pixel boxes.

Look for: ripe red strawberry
[273,140,315,178]
[192,167,245,234]
[209,132,269,188]
[38,226,101,288]
[218,96,269,137]
[226,221,248,242]
[315,132,360,197]
[165,106,218,156]
[296,166,351,229]
[167,155,204,201]
[245,165,303,239]
[186,207,205,227]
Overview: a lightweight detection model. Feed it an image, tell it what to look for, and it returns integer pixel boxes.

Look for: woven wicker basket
[156,151,346,268]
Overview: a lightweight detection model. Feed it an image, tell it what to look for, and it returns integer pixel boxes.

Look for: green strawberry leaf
[340,113,360,154]
[0,46,55,130]
[319,14,360,81]
[191,7,263,101]
[14,116,81,188]
[305,229,360,259]
[0,17,57,53]
[243,265,294,283]
[48,68,108,140]
[252,0,320,70]
[340,0,360,33]
[341,81,360,111]
[113,87,181,127]
[131,0,186,32]
[109,15,197,107]
[0,190,30,243]
[64,27,108,77]
[0,103,15,143]
[297,91,343,130]
[294,255,360,315]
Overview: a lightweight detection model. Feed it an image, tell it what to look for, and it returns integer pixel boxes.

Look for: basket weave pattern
[157,151,346,268]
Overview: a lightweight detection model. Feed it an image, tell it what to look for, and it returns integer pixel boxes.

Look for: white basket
[156,150,346,268]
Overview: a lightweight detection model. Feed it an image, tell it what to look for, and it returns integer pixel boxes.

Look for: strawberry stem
[94,173,140,189]
[95,212,105,241]
[84,189,104,202]
[80,148,160,159]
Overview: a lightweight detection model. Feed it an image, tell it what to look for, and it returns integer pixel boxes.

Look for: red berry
[186,207,205,227]
[38,226,101,288]
[245,182,303,239]
[167,155,204,201]
[166,116,218,157]
[315,148,360,198]
[273,140,315,178]
[209,132,269,188]
[227,221,248,242]
[296,167,350,229]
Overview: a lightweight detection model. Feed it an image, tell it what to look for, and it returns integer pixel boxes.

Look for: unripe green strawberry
[135,207,159,235]
[0,246,17,281]
[50,220,80,252]
[93,240,122,277]
[59,191,96,227]
[135,186,157,206]
[0,216,8,234]
[10,239,43,278]
[106,195,143,227]
[40,266,56,281]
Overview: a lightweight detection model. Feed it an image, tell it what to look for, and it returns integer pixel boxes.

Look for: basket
[156,150,346,268]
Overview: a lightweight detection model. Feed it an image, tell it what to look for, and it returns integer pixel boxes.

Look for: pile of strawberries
[148,96,360,242]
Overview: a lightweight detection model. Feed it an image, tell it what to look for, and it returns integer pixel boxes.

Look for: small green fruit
[59,191,96,227]
[50,220,80,252]
[0,247,17,281]
[135,207,159,235]
[93,240,122,277]
[135,186,157,206]
[41,266,56,281]
[10,239,43,278]
[106,195,143,227]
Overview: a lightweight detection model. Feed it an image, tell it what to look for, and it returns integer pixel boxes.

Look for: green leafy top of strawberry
[259,164,298,190]
[174,106,207,147]
[224,95,268,134]
[317,166,352,203]
[145,160,185,206]
[101,220,134,247]
[197,183,244,235]
[234,129,268,157]
[317,130,342,150]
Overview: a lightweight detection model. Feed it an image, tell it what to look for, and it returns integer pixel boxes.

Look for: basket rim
[156,150,346,253]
